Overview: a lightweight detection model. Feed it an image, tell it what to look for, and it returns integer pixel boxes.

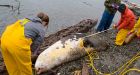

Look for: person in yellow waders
[0,12,49,75]
[132,17,140,38]
[114,4,136,46]
[125,17,140,43]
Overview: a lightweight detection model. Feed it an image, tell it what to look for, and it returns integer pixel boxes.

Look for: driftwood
[0,0,21,14]
[0,5,13,9]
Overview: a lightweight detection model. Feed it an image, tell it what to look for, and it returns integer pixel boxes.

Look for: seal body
[35,34,108,74]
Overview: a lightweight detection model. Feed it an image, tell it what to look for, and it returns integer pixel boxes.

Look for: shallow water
[0,0,139,35]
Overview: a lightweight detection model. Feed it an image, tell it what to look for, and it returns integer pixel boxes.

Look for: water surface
[0,0,139,35]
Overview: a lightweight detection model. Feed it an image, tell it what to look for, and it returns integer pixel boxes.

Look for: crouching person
[125,17,140,43]
[0,12,49,75]
[114,4,136,46]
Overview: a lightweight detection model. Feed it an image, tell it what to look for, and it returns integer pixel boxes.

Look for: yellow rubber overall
[1,19,33,75]
[131,17,140,37]
[115,29,130,46]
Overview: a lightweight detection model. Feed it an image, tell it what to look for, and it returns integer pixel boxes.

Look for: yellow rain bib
[115,29,130,46]
[134,18,140,37]
[1,18,33,75]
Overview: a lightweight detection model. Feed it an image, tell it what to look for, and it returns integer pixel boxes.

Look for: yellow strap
[20,18,30,26]
[79,38,84,47]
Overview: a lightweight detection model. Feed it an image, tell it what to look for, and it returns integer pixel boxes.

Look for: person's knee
[125,35,136,44]
[124,39,130,44]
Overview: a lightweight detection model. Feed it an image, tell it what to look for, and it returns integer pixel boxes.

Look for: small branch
[13,0,21,14]
[0,5,13,9]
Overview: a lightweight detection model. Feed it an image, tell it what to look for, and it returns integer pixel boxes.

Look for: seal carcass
[35,33,108,74]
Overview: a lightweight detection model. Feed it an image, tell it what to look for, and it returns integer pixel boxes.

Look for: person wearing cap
[0,12,49,75]
[114,4,136,45]
[96,0,121,32]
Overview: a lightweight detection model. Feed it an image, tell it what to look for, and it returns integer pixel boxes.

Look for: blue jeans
[97,9,115,32]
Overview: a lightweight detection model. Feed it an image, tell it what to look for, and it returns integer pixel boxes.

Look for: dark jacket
[24,17,46,52]
[104,0,121,14]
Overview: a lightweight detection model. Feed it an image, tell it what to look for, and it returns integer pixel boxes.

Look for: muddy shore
[0,18,140,75]
[38,19,140,75]
[39,19,140,75]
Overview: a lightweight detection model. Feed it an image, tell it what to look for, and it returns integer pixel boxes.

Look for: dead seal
[35,33,108,74]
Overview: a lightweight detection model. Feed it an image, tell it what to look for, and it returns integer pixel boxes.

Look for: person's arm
[31,36,45,55]
[118,16,123,26]
[117,16,132,30]
[104,0,112,7]
[25,22,46,55]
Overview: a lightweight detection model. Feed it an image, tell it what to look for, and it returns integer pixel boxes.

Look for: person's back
[117,5,136,30]
[24,17,46,52]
